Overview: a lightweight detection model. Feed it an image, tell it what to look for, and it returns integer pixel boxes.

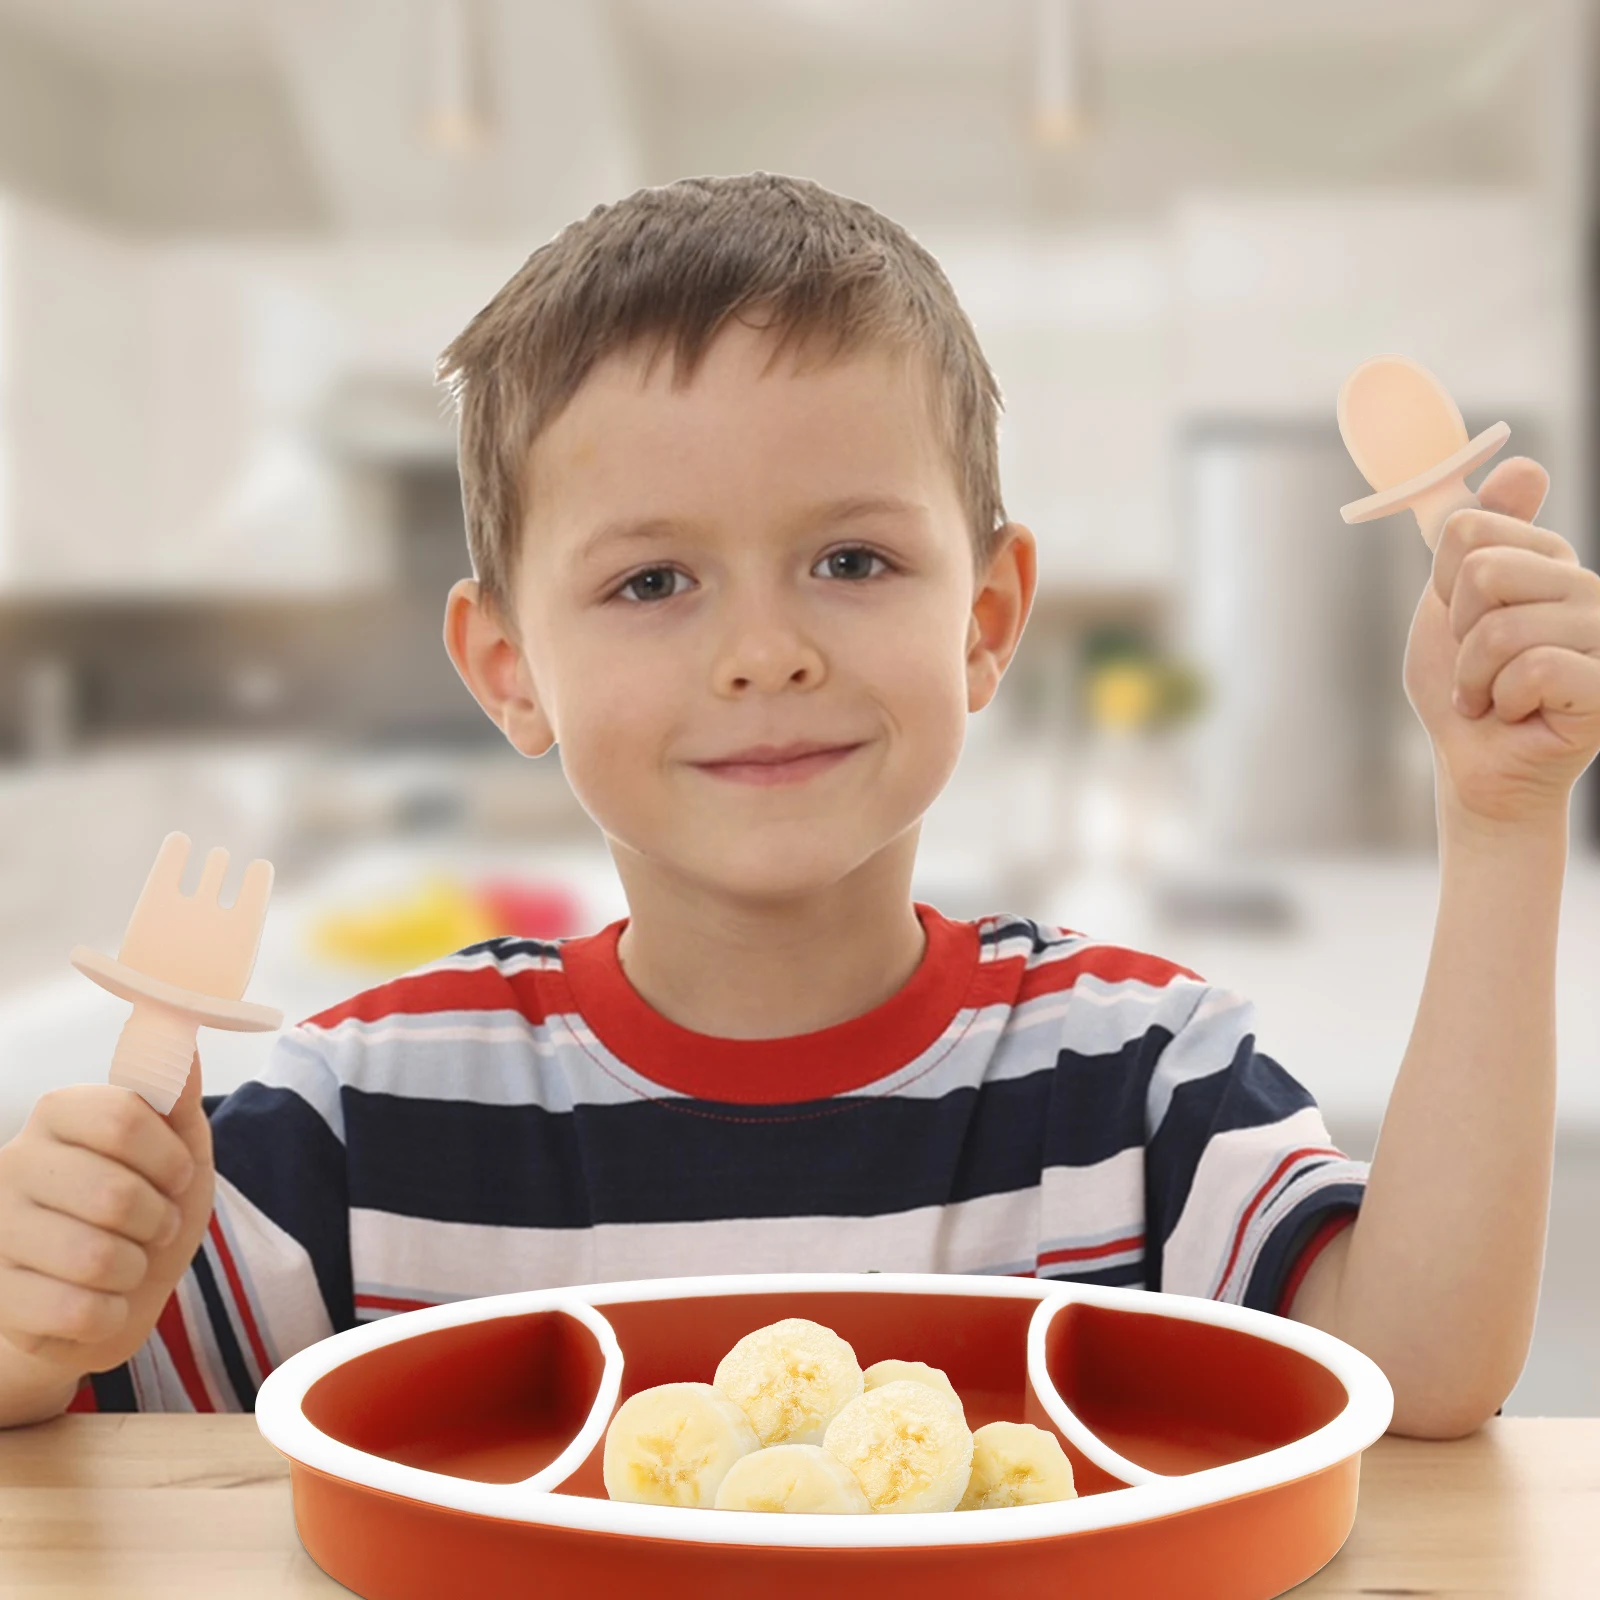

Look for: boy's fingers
[0,1262,129,1348]
[1473,455,1550,523]
[21,1141,182,1247]
[6,1203,150,1295]
[1445,546,1593,643]
[35,1084,197,1201]
[1488,645,1600,726]
[1434,511,1577,610]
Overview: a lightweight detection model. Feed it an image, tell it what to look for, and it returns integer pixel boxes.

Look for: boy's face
[446,316,1034,908]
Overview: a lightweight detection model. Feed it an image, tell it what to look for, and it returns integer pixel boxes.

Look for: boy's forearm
[0,1338,81,1430]
[1314,785,1566,1437]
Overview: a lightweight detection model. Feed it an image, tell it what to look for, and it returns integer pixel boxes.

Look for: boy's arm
[1289,795,1564,1437]
[1289,457,1600,1438]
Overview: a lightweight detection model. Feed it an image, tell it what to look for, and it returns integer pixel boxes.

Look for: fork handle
[110,1001,199,1117]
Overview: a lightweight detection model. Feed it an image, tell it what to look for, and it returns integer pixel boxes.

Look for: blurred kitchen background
[1,0,1597,1411]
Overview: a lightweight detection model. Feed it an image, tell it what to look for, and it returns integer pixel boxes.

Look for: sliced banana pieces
[602,1381,760,1508]
[602,1321,1077,1516]
[861,1358,965,1420]
[822,1379,974,1514]
[957,1420,1078,1510]
[714,1317,864,1446]
[713,1443,872,1514]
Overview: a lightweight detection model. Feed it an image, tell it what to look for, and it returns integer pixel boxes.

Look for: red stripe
[66,1377,99,1413]
[1036,1232,1145,1269]
[1214,1146,1346,1300]
[301,925,1199,1037]
[1015,946,1202,1007]
[354,1292,434,1314]
[207,1214,273,1383]
[1275,1211,1357,1318]
[155,1294,215,1412]
[305,964,558,1030]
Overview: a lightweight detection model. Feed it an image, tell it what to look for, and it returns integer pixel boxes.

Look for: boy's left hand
[1404,456,1600,827]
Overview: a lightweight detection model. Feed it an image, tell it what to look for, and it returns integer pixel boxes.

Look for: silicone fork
[1337,353,1510,551]
[69,831,282,1115]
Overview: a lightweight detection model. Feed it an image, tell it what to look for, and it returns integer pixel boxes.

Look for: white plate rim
[253,1272,1393,1550]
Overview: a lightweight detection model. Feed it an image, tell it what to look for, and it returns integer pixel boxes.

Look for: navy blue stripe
[89,1363,138,1413]
[978,916,1068,954]
[190,1246,256,1410]
[209,1081,355,1332]
[1144,1036,1315,1291]
[341,1039,1162,1229]
[1041,1032,1169,1171]
[1241,1182,1365,1314]
[457,934,563,962]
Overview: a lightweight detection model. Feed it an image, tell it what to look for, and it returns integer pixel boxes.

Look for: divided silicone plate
[253,1273,1393,1599]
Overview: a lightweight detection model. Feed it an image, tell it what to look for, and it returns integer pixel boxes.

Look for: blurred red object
[476,879,584,939]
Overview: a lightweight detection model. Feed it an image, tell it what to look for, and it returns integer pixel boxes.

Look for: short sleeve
[77,1028,352,1414]
[1144,986,1367,1314]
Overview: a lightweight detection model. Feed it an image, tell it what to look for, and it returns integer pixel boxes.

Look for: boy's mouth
[691,740,865,787]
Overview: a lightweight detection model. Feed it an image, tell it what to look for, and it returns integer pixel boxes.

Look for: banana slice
[603,1382,760,1508]
[713,1318,864,1446]
[713,1443,872,1514]
[957,1420,1078,1510]
[822,1379,974,1514]
[862,1358,964,1419]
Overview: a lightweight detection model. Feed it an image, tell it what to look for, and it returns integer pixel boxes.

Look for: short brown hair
[437,172,1006,629]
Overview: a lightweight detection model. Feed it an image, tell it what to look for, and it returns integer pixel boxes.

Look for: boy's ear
[443,578,556,757]
[966,522,1037,713]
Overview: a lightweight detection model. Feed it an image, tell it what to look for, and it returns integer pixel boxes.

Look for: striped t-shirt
[75,903,1367,1414]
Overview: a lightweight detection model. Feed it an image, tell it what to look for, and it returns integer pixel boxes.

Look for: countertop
[0,1415,1596,1596]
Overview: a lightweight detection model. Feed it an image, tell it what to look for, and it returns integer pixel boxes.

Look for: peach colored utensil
[70,831,282,1115]
[1337,353,1510,551]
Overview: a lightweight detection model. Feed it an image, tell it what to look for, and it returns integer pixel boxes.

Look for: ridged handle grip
[1409,476,1479,553]
[109,1001,198,1116]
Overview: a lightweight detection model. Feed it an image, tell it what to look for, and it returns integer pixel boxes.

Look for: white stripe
[348,1187,1045,1297]
[1145,985,1252,1135]
[1039,1144,1145,1247]
[211,1173,336,1371]
[135,1331,195,1413]
[174,1271,235,1411]
[1159,1105,1340,1298]
[401,943,564,980]
[257,1030,346,1141]
[1222,1156,1369,1304]
[287,978,1207,1116]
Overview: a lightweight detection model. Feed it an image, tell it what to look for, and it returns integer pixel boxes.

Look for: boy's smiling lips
[690,739,867,786]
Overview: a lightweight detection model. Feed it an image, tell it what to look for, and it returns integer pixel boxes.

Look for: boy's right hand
[0,1057,215,1383]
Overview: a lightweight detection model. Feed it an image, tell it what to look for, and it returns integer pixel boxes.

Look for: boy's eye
[615,566,690,603]
[814,546,889,581]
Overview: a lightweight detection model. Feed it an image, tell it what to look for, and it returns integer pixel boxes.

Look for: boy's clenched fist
[1404,456,1600,826]
[0,1059,214,1390]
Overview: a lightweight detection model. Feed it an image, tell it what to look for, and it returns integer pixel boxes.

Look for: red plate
[253,1273,1392,1598]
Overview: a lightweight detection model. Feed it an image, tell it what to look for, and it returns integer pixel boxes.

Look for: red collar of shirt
[556,901,981,1104]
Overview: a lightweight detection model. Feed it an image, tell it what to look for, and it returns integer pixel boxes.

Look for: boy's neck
[610,846,927,1040]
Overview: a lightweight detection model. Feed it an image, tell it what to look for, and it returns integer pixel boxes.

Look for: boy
[1,173,1596,1438]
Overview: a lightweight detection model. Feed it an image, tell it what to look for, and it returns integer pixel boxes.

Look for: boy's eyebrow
[574,494,926,564]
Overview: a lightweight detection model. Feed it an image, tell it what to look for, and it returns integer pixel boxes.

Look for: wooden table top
[1,1415,1596,1597]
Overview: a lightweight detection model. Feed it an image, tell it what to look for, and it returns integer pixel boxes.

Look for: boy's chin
[617,834,914,909]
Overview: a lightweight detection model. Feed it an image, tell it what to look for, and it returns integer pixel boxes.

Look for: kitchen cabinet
[0,193,1571,597]
[934,192,1569,594]
[0,200,395,596]
[0,201,155,590]
[1173,191,1557,416]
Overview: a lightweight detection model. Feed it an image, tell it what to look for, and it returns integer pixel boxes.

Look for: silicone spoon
[70,831,282,1115]
[1336,353,1510,551]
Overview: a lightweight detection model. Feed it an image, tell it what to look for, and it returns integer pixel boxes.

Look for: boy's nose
[711,619,826,697]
